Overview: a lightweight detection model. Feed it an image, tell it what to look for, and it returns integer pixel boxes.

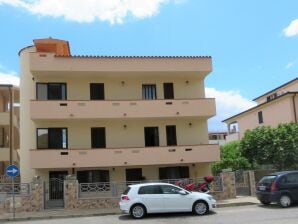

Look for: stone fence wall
[0,171,255,213]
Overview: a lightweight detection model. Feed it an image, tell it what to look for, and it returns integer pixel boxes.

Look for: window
[144,127,159,147]
[37,128,67,149]
[166,125,177,146]
[159,166,189,180]
[142,84,157,100]
[163,83,174,99]
[284,173,298,184]
[91,127,106,148]
[0,128,5,147]
[36,83,67,100]
[138,185,162,194]
[77,170,110,183]
[258,111,263,124]
[161,185,181,194]
[266,93,278,102]
[126,168,142,182]
[90,83,105,100]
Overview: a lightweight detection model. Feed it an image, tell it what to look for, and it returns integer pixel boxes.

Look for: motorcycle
[176,175,214,193]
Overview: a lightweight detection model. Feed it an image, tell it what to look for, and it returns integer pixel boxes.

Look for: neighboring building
[223,78,298,142]
[208,132,227,145]
[19,38,220,184]
[0,85,20,177]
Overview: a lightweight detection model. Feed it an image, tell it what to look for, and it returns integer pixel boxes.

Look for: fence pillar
[248,171,256,196]
[64,177,78,210]
[213,171,236,200]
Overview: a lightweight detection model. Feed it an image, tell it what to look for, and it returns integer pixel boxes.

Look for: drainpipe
[8,86,13,165]
[293,93,297,123]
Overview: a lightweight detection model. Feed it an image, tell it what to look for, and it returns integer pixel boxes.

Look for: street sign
[5,164,19,177]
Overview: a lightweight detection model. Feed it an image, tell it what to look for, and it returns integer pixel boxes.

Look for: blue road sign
[6,165,19,177]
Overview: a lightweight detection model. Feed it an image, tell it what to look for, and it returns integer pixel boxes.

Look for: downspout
[9,86,13,165]
[293,93,297,123]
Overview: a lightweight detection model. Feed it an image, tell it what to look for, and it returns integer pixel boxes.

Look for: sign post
[5,165,20,219]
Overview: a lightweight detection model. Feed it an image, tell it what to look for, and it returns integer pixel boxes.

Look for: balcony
[0,112,19,128]
[29,52,212,77]
[30,144,220,169]
[0,147,18,162]
[30,99,216,120]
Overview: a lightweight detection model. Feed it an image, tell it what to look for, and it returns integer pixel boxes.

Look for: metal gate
[235,170,251,196]
[44,178,65,209]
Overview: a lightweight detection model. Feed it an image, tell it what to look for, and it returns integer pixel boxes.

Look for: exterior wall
[34,119,208,149]
[20,47,37,182]
[237,96,296,138]
[31,163,212,183]
[34,76,205,100]
[255,80,298,104]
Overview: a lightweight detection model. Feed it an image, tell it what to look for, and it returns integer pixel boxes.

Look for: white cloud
[205,87,256,132]
[0,73,20,86]
[0,0,171,24]
[286,61,296,69]
[283,19,298,37]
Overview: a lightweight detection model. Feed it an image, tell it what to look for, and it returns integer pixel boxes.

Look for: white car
[119,183,216,219]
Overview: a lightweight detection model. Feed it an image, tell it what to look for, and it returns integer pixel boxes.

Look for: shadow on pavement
[118,211,216,221]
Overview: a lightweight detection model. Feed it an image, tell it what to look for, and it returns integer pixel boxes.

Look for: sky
[0,0,297,131]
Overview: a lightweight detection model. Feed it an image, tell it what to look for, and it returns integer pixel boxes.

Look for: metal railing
[0,183,31,196]
[0,176,20,183]
[78,177,223,198]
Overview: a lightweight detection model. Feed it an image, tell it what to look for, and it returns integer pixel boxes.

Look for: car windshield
[259,175,276,184]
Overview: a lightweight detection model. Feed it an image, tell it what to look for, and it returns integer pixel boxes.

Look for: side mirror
[178,190,188,195]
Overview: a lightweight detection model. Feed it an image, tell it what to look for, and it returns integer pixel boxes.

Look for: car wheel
[193,200,209,215]
[130,204,146,219]
[278,194,291,208]
[260,200,271,205]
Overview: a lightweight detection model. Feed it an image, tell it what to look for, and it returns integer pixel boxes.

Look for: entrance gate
[235,170,251,196]
[44,171,68,209]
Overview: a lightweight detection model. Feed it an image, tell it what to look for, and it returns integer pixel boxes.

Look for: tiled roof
[56,55,211,58]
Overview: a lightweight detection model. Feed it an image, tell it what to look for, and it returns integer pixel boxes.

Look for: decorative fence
[0,176,20,183]
[78,177,223,199]
[0,183,31,196]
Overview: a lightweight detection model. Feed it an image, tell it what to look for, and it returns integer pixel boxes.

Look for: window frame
[37,127,68,149]
[142,84,157,100]
[90,83,105,100]
[258,111,263,124]
[36,82,67,100]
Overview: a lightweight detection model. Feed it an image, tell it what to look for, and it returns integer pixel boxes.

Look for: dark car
[256,171,298,207]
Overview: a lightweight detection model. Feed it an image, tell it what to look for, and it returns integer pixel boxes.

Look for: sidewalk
[0,196,260,222]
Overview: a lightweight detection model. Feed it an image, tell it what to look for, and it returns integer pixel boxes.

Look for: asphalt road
[6,204,298,224]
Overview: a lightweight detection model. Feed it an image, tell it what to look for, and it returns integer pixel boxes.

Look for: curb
[217,202,259,208]
[0,203,259,222]
[0,211,122,222]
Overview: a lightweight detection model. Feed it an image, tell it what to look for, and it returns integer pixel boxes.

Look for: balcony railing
[30,144,220,169]
[30,98,216,120]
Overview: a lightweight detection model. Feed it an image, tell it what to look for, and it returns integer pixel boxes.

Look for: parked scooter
[176,176,214,193]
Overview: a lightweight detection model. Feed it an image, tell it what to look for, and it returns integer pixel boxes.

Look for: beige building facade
[19,38,219,184]
[0,85,20,176]
[224,78,298,141]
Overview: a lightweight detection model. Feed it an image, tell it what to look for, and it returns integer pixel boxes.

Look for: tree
[212,141,252,175]
[240,126,274,167]
[240,123,298,170]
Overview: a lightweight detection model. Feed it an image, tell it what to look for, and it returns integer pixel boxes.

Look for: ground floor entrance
[44,171,68,209]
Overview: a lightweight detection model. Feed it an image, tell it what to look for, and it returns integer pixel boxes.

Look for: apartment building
[208,132,227,145]
[223,78,298,141]
[19,38,220,184]
[0,85,19,177]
